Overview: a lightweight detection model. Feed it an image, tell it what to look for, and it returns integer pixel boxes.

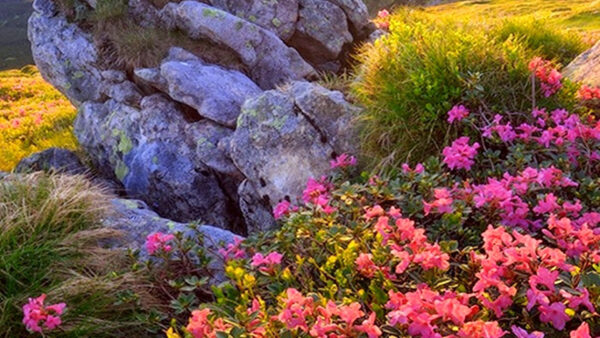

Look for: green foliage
[494,17,588,65]
[0,173,155,336]
[352,9,580,169]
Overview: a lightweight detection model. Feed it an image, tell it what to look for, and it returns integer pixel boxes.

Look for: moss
[114,160,129,181]
[272,18,282,27]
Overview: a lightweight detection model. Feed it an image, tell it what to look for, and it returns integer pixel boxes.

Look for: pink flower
[401,163,425,174]
[22,294,66,333]
[578,85,600,101]
[423,188,454,215]
[277,288,314,332]
[442,137,480,170]
[338,302,364,326]
[251,252,283,274]
[273,200,296,220]
[447,105,470,123]
[356,253,378,278]
[218,237,246,261]
[145,232,175,255]
[538,302,570,330]
[354,312,382,338]
[187,308,213,337]
[330,153,357,169]
[570,322,591,338]
[511,326,544,338]
[378,9,390,18]
[458,320,506,338]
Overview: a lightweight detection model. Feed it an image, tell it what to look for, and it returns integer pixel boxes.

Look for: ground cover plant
[0,67,78,171]
[353,5,596,169]
[144,60,600,337]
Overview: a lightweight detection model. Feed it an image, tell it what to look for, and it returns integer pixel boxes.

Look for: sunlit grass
[428,0,600,43]
[0,66,78,171]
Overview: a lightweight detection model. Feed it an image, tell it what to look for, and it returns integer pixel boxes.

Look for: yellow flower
[165,327,181,338]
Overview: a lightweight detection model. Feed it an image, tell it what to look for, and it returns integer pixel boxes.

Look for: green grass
[352,8,585,169]
[0,66,78,171]
[0,173,158,337]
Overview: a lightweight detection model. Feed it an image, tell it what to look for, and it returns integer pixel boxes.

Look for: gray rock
[159,1,316,89]
[564,41,600,87]
[135,48,262,127]
[32,0,57,17]
[230,81,358,209]
[327,0,372,37]
[28,10,102,105]
[104,198,242,285]
[238,179,277,234]
[74,95,244,229]
[15,148,86,175]
[289,0,353,64]
[129,0,162,27]
[207,0,299,41]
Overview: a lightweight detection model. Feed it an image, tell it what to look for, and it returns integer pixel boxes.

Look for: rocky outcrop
[28,0,366,236]
[159,1,316,89]
[564,41,600,87]
[135,48,261,127]
[104,198,241,285]
[28,0,103,105]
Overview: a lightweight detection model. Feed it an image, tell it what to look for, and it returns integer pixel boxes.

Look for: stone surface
[104,198,242,284]
[328,0,372,37]
[15,148,86,175]
[135,48,262,127]
[237,179,278,234]
[564,41,600,87]
[28,5,102,105]
[207,0,299,41]
[230,81,358,210]
[289,0,353,64]
[74,95,244,230]
[159,1,316,89]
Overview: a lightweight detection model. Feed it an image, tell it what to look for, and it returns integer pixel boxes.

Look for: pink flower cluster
[218,236,246,262]
[276,288,381,337]
[273,200,298,220]
[447,105,470,124]
[529,57,563,97]
[578,84,600,101]
[186,308,231,338]
[471,225,596,330]
[22,294,66,333]
[330,153,357,169]
[375,9,390,30]
[145,232,175,255]
[302,176,336,214]
[357,207,450,277]
[251,251,283,274]
[442,136,480,170]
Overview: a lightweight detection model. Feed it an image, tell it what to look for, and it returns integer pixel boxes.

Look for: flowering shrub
[164,61,600,337]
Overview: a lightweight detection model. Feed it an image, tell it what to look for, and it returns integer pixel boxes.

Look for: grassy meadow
[0,67,77,171]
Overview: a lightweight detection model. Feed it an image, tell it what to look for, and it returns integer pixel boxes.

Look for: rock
[159,1,316,89]
[15,148,87,175]
[28,7,102,105]
[32,0,57,17]
[207,0,299,41]
[230,81,358,209]
[564,41,600,87]
[74,95,244,229]
[238,179,278,234]
[104,198,242,285]
[129,0,162,27]
[327,0,372,37]
[135,48,262,127]
[289,0,353,64]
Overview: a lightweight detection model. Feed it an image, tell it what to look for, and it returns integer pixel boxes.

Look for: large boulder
[564,41,600,87]
[74,94,244,231]
[230,81,359,227]
[104,198,242,285]
[135,48,262,127]
[28,0,103,105]
[159,1,316,89]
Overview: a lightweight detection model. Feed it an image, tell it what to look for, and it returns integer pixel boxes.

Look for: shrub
[352,9,582,169]
[0,67,78,171]
[0,173,156,336]
[162,67,600,337]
